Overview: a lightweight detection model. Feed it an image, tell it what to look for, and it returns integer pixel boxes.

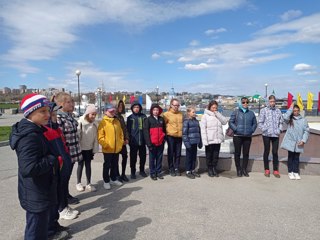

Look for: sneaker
[175,169,181,176]
[48,230,69,240]
[192,172,201,178]
[186,172,195,179]
[59,207,77,220]
[67,206,79,215]
[293,172,301,180]
[157,173,164,179]
[85,184,96,192]
[273,170,280,178]
[131,173,136,179]
[76,183,85,192]
[121,174,129,182]
[140,171,148,178]
[264,169,270,177]
[288,172,295,180]
[110,180,123,186]
[103,182,111,190]
[150,174,157,181]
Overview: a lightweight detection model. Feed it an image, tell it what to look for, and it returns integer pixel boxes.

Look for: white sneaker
[103,182,111,190]
[293,173,301,180]
[110,180,123,186]
[86,184,96,192]
[76,183,84,192]
[288,172,295,180]
[59,207,77,220]
[67,206,80,215]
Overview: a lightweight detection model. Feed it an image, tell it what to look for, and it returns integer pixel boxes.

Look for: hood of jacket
[150,103,163,116]
[10,118,45,150]
[204,109,216,116]
[130,101,142,114]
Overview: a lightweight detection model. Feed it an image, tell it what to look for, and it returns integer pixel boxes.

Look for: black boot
[242,169,249,177]
[236,168,242,177]
[208,168,214,177]
[212,167,219,177]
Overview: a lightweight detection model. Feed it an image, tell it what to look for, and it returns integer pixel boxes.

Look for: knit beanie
[84,104,97,116]
[20,93,50,117]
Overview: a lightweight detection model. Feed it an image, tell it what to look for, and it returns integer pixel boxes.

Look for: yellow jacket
[163,108,183,137]
[98,115,124,153]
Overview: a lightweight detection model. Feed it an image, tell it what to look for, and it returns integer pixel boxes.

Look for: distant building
[19,85,27,94]
[2,87,11,94]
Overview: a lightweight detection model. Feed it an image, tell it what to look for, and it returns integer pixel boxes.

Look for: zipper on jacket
[113,120,117,154]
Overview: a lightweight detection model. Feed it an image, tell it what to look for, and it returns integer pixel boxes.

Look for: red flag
[130,95,135,104]
[318,92,320,112]
[287,92,293,109]
[109,95,112,103]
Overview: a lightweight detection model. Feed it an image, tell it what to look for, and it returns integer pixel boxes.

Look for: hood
[150,103,163,116]
[103,115,117,123]
[130,101,142,113]
[10,118,45,150]
[204,109,215,116]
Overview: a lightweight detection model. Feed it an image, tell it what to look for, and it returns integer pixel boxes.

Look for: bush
[0,126,11,141]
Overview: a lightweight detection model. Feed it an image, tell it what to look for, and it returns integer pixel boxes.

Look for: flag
[138,95,143,105]
[307,92,314,111]
[122,95,126,103]
[109,95,112,103]
[130,95,135,104]
[297,93,304,110]
[116,95,119,101]
[287,92,293,109]
[318,92,320,112]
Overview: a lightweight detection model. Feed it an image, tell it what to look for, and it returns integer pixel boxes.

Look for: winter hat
[84,104,97,116]
[105,103,116,112]
[20,93,50,117]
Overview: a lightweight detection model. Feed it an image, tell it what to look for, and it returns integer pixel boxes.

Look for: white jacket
[78,116,99,153]
[200,109,227,146]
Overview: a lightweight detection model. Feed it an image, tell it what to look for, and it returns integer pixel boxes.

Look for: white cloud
[184,63,211,70]
[19,73,27,78]
[280,10,303,22]
[167,60,174,64]
[47,76,55,81]
[178,56,193,62]
[151,53,160,60]
[205,28,227,36]
[189,40,200,46]
[293,63,313,71]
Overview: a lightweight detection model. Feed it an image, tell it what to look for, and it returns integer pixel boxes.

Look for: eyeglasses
[242,101,249,104]
[172,104,180,107]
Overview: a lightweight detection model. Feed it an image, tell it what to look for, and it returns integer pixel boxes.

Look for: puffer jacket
[229,108,257,136]
[258,106,283,137]
[78,116,99,153]
[10,118,58,213]
[200,109,228,145]
[127,102,147,146]
[98,115,124,153]
[182,117,202,149]
[163,108,183,137]
[280,108,309,153]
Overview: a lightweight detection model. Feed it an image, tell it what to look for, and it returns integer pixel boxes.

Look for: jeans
[149,144,164,175]
[167,136,182,171]
[185,144,197,172]
[233,136,252,171]
[129,145,146,173]
[205,144,221,169]
[287,151,300,173]
[103,153,120,182]
[25,209,50,240]
[262,136,279,171]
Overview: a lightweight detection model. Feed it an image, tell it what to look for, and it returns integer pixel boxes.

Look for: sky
[0,0,319,99]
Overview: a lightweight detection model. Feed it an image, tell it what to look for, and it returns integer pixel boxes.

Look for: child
[98,103,124,189]
[116,100,130,182]
[55,92,82,205]
[76,104,99,192]
[9,94,68,239]
[281,103,309,180]
[143,103,166,180]
[182,106,202,179]
[127,101,147,179]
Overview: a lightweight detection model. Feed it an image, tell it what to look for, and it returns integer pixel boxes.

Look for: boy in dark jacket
[9,94,67,239]
[143,104,166,180]
[127,101,147,179]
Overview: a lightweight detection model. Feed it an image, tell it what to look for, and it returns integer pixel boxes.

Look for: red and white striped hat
[20,93,50,117]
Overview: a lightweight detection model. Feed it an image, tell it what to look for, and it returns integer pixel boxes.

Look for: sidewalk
[1,145,320,240]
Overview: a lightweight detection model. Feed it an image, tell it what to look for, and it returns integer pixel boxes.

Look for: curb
[0,141,9,147]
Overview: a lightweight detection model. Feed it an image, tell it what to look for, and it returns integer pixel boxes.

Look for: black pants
[77,150,93,185]
[103,153,120,182]
[287,151,300,173]
[25,209,50,240]
[58,155,72,211]
[120,145,128,175]
[185,144,197,172]
[149,144,164,175]
[129,145,146,174]
[167,136,182,171]
[205,144,221,169]
[262,136,279,171]
[233,136,252,171]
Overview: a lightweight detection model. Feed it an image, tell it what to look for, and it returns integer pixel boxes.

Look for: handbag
[225,110,238,137]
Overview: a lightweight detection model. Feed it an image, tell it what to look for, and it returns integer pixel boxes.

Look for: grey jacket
[258,106,283,137]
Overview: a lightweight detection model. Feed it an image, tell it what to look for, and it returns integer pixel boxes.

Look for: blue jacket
[182,117,202,149]
[127,102,147,146]
[229,108,257,136]
[280,109,309,153]
[10,118,58,213]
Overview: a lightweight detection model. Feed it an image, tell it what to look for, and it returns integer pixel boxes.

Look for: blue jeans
[25,209,50,240]
[185,144,197,172]
[149,144,164,175]
[167,136,182,171]
[287,151,300,173]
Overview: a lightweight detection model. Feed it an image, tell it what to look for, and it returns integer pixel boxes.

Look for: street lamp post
[155,86,159,103]
[97,88,102,118]
[265,83,268,98]
[76,69,81,116]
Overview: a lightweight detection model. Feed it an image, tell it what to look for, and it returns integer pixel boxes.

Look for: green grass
[0,126,11,141]
[0,103,19,109]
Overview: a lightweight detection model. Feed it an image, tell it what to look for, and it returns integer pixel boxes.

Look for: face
[51,111,58,123]
[105,109,115,117]
[269,98,276,107]
[241,99,249,107]
[293,107,300,116]
[61,96,74,112]
[188,109,196,118]
[152,107,160,116]
[28,106,50,126]
[171,100,180,112]
[87,112,97,123]
[118,104,123,113]
[210,104,218,112]
[132,105,140,114]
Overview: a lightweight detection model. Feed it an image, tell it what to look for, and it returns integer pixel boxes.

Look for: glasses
[242,101,249,104]
[172,104,180,107]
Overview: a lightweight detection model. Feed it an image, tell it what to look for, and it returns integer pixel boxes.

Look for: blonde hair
[55,92,72,105]
[186,106,196,118]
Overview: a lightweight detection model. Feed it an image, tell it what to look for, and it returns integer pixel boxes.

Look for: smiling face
[86,112,97,123]
[210,104,218,112]
[293,106,300,116]
[28,106,50,126]
[171,100,180,112]
[61,96,74,113]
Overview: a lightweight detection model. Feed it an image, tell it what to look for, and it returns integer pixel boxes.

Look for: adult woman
[281,103,309,180]
[200,100,227,177]
[229,97,257,177]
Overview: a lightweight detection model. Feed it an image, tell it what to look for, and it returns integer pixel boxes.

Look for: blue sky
[0,0,319,98]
